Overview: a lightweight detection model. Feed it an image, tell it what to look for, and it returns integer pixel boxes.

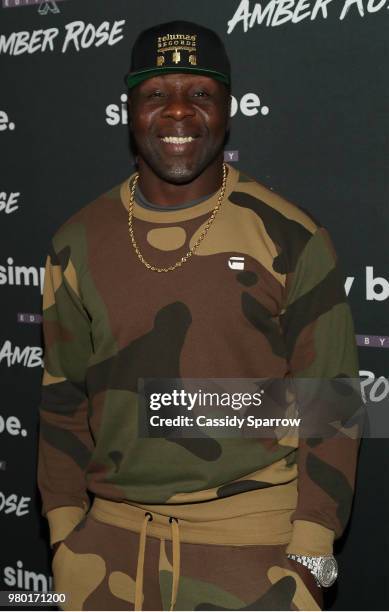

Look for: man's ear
[226,92,232,131]
[127,91,133,130]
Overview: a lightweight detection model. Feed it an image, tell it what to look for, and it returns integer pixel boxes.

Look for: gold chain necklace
[127,163,228,273]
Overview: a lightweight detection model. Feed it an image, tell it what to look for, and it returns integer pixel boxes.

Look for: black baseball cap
[126,20,231,90]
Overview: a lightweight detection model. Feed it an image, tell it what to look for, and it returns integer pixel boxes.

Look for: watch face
[317,557,338,587]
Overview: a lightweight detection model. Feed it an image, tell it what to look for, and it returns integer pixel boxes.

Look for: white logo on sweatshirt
[228,256,245,271]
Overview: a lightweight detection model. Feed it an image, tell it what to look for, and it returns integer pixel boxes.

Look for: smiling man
[38,20,361,612]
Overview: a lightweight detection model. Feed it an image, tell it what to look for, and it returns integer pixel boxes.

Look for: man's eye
[193,90,209,98]
[149,90,165,98]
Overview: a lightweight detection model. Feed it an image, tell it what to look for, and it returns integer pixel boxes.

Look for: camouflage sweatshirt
[37,163,360,554]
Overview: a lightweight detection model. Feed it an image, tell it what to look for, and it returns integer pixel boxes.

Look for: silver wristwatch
[286,554,338,588]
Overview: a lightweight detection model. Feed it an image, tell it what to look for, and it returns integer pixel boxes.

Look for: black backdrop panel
[1,1,388,610]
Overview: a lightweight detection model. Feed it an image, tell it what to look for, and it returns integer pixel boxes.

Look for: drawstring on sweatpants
[168,516,180,611]
[134,512,180,611]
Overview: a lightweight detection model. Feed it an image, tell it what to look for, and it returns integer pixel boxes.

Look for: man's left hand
[285,556,324,609]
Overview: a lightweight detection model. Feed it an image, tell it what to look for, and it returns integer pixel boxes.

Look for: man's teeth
[161,136,195,144]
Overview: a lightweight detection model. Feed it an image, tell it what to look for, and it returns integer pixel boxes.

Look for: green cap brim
[126,67,230,90]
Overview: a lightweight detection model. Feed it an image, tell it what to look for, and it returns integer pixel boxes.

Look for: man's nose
[161,94,196,120]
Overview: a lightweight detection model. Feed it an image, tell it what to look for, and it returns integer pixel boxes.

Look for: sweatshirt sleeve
[37,239,95,546]
[280,226,362,556]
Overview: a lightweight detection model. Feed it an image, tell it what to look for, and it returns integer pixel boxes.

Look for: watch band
[286,553,338,588]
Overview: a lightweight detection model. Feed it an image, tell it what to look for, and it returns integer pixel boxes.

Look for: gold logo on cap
[156,33,197,67]
[172,50,181,64]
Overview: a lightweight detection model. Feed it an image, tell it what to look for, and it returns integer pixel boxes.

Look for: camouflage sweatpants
[52,510,323,611]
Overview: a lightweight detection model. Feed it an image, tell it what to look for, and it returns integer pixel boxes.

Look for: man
[38,20,361,612]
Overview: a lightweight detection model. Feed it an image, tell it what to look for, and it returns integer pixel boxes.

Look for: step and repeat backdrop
[1,0,388,610]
